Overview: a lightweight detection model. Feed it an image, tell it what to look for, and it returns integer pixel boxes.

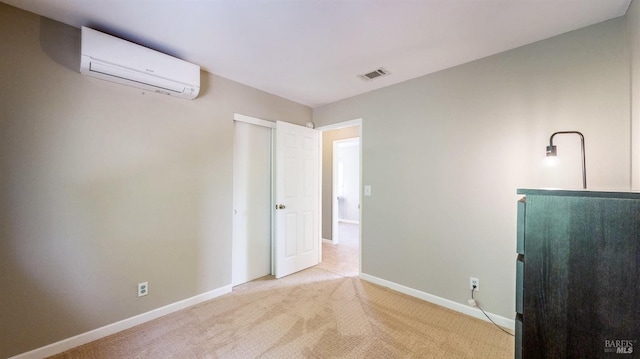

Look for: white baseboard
[10,284,233,359]
[359,273,514,330]
[322,238,333,243]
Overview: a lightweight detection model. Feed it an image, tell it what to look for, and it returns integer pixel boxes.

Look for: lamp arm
[548,131,586,189]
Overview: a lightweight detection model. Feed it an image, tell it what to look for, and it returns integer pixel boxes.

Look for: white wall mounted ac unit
[80,27,200,100]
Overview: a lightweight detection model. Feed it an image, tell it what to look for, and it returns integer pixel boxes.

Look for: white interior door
[274,121,320,278]
[232,120,272,286]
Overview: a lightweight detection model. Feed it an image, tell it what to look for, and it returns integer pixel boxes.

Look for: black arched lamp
[546,131,586,189]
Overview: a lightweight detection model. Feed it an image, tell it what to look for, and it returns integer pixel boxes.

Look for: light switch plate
[364,185,371,196]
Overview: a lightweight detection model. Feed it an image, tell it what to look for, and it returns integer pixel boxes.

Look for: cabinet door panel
[523,195,640,358]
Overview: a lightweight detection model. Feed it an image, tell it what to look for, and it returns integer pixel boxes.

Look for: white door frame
[316,118,363,274]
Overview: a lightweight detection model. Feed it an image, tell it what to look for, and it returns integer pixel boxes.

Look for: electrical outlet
[470,277,479,291]
[138,281,148,297]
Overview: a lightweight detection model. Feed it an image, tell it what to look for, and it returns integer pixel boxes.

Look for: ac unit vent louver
[359,67,390,81]
[80,27,200,100]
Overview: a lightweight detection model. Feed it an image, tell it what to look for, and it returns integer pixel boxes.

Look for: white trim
[316,118,362,131]
[359,273,515,330]
[271,127,276,275]
[332,140,340,244]
[338,219,359,225]
[317,126,323,265]
[10,285,233,359]
[233,113,276,128]
[322,238,333,244]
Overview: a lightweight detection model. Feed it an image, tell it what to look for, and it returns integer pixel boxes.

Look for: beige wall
[313,18,630,319]
[0,4,310,357]
[321,126,360,240]
[630,0,640,190]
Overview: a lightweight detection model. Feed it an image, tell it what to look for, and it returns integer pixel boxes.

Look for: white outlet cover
[364,185,372,196]
[138,281,149,297]
[470,277,479,291]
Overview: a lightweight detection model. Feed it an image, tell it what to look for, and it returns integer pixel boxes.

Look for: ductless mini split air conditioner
[80,27,200,100]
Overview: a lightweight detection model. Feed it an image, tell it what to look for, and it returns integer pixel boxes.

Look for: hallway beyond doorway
[318,222,359,276]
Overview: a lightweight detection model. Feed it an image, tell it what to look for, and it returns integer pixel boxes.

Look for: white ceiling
[2,0,632,107]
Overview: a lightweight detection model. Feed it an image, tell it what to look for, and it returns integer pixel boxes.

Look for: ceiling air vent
[358,67,390,81]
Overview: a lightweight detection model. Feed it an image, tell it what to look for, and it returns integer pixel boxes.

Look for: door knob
[276,204,286,209]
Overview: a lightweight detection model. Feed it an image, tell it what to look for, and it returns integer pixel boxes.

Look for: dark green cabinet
[516,189,640,358]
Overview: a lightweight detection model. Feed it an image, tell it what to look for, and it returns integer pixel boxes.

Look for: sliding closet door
[232,121,271,286]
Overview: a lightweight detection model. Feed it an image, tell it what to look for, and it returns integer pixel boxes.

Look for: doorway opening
[317,120,362,277]
[232,114,361,284]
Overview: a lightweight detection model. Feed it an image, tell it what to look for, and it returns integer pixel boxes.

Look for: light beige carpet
[49,267,514,358]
